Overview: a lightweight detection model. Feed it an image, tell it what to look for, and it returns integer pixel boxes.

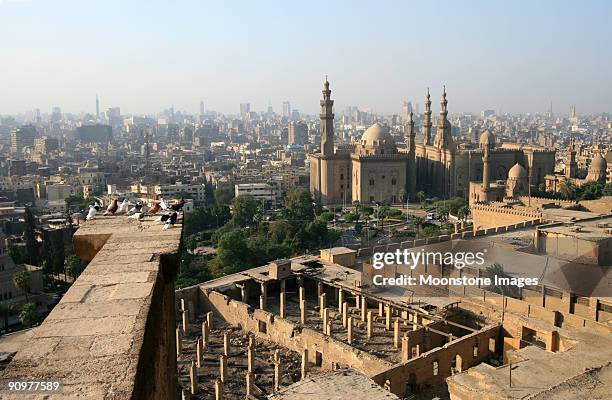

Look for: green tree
[269,220,290,244]
[0,302,14,333]
[212,229,253,276]
[214,188,234,207]
[65,254,82,279]
[577,181,603,200]
[65,195,84,210]
[231,195,259,227]
[457,205,470,221]
[416,191,426,204]
[354,222,363,235]
[13,270,31,302]
[284,188,315,223]
[604,182,612,196]
[19,302,39,328]
[8,244,25,264]
[23,206,38,265]
[559,181,576,200]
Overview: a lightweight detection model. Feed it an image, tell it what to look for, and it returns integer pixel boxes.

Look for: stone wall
[0,216,183,399]
[471,203,542,230]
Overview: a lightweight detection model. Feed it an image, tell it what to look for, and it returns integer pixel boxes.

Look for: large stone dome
[589,153,607,172]
[508,163,527,179]
[360,123,395,147]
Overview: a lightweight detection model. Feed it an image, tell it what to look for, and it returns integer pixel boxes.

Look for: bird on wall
[127,202,143,216]
[154,213,172,224]
[93,202,101,212]
[163,212,178,230]
[170,198,185,211]
[86,204,97,221]
[104,199,119,215]
[117,198,129,214]
[159,197,168,211]
[127,211,145,220]
[147,201,161,215]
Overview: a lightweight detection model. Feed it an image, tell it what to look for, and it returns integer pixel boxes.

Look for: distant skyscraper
[51,106,62,122]
[96,94,100,121]
[401,101,413,122]
[288,121,308,145]
[240,103,250,117]
[11,125,38,154]
[200,101,205,116]
[282,101,291,118]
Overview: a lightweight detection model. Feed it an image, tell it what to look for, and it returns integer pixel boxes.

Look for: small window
[340,173,344,180]
[391,178,397,185]
[258,320,267,333]
[433,360,439,376]
[369,179,374,186]
[315,351,323,366]
[473,345,478,358]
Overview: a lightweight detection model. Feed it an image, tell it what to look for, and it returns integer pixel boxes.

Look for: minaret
[566,130,577,179]
[434,86,453,149]
[320,77,335,156]
[95,94,100,122]
[422,88,432,145]
[144,129,151,182]
[482,145,490,192]
[405,112,417,200]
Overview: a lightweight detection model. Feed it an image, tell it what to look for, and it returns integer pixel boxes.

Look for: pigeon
[154,213,172,224]
[104,199,119,215]
[163,212,178,230]
[93,202,101,212]
[127,211,145,220]
[127,202,143,216]
[159,197,168,211]
[86,205,96,221]
[117,198,129,214]
[170,198,185,212]
[147,201,161,215]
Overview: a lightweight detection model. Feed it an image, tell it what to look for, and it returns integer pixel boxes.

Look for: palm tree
[559,181,576,200]
[19,303,38,328]
[13,270,31,302]
[457,205,470,221]
[416,191,426,204]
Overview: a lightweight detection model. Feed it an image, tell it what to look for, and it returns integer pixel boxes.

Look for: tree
[65,254,82,279]
[214,188,234,207]
[354,222,363,235]
[13,270,31,302]
[212,229,253,276]
[65,195,84,211]
[604,182,612,197]
[269,220,290,244]
[284,188,315,223]
[482,263,520,298]
[577,181,603,200]
[416,191,426,204]
[0,302,14,333]
[231,195,259,227]
[457,205,470,221]
[559,181,576,200]
[19,302,39,328]
[23,206,38,265]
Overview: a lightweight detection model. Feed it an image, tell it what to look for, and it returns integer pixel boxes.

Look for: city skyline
[1,0,611,115]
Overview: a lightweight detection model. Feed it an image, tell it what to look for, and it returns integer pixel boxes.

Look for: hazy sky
[1,0,611,116]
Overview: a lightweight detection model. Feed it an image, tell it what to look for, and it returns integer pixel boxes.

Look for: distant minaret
[320,77,335,156]
[144,129,151,181]
[405,111,417,200]
[422,88,432,145]
[565,130,577,179]
[95,94,100,121]
[434,86,453,149]
[482,145,490,192]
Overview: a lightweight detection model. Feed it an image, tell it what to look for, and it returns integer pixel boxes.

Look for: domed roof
[361,123,394,146]
[589,153,607,171]
[508,163,527,179]
[479,129,495,149]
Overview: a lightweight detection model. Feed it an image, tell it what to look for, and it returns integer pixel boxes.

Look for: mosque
[309,79,556,205]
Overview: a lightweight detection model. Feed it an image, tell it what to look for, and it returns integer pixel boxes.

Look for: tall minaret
[405,111,417,200]
[434,86,453,149]
[482,145,490,192]
[566,130,577,179]
[95,94,100,122]
[320,77,335,156]
[422,88,432,145]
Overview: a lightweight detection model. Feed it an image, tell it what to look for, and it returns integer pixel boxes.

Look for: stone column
[394,319,400,348]
[246,371,254,397]
[401,335,411,362]
[385,304,392,331]
[280,291,286,319]
[319,293,327,318]
[274,349,281,392]
[214,379,222,400]
[223,333,230,356]
[220,355,227,383]
[338,289,344,312]
[196,336,203,368]
[323,308,329,335]
[367,311,373,339]
[190,360,198,394]
[181,388,188,400]
[342,302,348,328]
[361,297,367,321]
[206,311,214,330]
[415,344,420,356]
[300,299,306,324]
[347,317,353,344]
[182,308,189,333]
[202,321,209,349]
[301,348,308,380]
[317,282,323,298]
[299,284,305,304]
[247,345,254,373]
[327,320,333,336]
[175,327,182,357]
[241,285,248,303]
[379,302,384,317]
[260,282,267,310]
[355,294,360,308]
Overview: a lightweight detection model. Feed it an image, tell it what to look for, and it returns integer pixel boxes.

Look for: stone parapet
[1,215,183,399]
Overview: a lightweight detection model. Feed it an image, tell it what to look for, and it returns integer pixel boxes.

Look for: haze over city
[2,0,612,115]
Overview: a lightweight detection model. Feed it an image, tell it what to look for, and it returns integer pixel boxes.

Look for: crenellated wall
[0,216,183,400]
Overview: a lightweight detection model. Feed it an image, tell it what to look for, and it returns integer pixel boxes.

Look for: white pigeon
[127,212,144,220]
[86,205,96,221]
[117,199,129,214]
[163,212,178,230]
[159,197,168,211]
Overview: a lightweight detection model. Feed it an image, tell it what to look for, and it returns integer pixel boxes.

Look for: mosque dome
[361,123,395,147]
[479,129,495,149]
[589,153,607,172]
[508,163,527,179]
